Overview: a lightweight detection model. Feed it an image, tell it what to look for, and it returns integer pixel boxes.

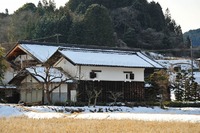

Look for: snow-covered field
[0,104,199,123]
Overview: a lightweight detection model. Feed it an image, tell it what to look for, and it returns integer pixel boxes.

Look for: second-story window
[124,71,134,80]
[90,70,101,79]
[90,71,97,79]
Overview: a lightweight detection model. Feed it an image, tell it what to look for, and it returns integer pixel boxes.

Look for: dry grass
[0,117,199,133]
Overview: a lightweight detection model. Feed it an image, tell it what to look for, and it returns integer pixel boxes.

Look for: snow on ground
[69,113,200,123]
[0,104,200,123]
[0,105,24,117]
[24,112,65,119]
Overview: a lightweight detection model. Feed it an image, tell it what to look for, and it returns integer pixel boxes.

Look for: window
[90,72,97,79]
[124,71,134,80]
[125,73,129,79]
[130,73,134,80]
[90,70,101,79]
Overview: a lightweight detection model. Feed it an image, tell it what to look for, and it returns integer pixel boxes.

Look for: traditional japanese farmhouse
[5,41,164,104]
[51,47,164,102]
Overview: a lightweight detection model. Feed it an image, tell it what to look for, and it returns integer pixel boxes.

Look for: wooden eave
[8,71,28,86]
[8,70,41,85]
[52,50,76,66]
[6,43,42,64]
[46,50,63,66]
[6,44,26,61]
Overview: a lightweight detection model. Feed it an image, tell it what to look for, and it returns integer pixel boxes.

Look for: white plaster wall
[54,58,144,82]
[3,67,15,84]
[54,57,79,77]
[80,66,144,82]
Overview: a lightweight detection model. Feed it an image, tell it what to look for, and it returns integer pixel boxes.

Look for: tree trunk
[46,90,52,105]
[88,98,91,107]
[114,98,117,105]
[93,97,97,107]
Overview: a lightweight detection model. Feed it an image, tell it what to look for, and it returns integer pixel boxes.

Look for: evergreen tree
[7,9,37,42]
[185,36,191,48]
[123,28,138,47]
[174,72,184,101]
[36,1,45,16]
[67,0,82,12]
[56,12,72,43]
[33,14,56,40]
[149,70,170,107]
[15,3,36,14]
[148,2,165,31]
[190,82,198,101]
[82,4,114,46]
[68,21,85,44]
[184,78,190,100]
[0,0,184,52]
[173,71,199,101]
[0,47,7,84]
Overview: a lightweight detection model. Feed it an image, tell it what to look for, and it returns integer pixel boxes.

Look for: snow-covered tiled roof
[137,52,163,68]
[26,67,71,83]
[10,42,163,68]
[19,44,59,63]
[59,48,164,68]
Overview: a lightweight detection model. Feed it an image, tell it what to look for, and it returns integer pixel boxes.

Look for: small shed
[9,66,75,104]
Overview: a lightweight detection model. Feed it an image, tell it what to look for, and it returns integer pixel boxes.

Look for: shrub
[164,101,200,107]
[54,101,66,106]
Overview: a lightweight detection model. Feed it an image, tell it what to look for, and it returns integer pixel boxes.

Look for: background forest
[0,0,193,55]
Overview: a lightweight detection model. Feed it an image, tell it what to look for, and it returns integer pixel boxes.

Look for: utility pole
[55,34,61,43]
[190,38,194,82]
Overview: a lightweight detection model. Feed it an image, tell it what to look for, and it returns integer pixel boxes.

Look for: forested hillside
[183,28,200,46]
[0,0,186,51]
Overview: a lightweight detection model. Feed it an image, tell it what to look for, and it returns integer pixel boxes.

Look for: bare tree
[29,65,71,105]
[85,83,102,107]
[108,91,123,105]
[86,86,94,107]
[93,88,102,107]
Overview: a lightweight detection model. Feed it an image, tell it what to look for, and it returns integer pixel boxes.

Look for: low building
[5,41,164,104]
[8,67,74,104]
[52,47,163,102]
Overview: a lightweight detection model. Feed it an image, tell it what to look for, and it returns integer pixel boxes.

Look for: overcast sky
[0,0,199,33]
[148,0,200,33]
[0,0,68,13]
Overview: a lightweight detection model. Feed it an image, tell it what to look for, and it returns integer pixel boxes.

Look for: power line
[30,34,62,42]
[0,34,63,44]
[0,34,200,52]
[143,47,200,52]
